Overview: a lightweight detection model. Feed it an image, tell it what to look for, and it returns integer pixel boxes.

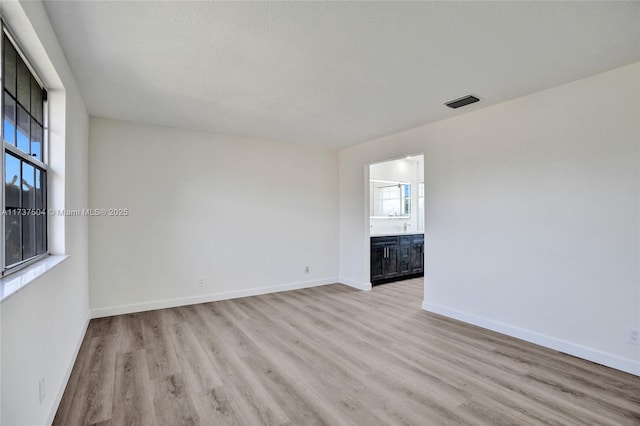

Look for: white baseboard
[339,278,372,291]
[422,301,640,377]
[91,277,338,318]
[47,312,91,425]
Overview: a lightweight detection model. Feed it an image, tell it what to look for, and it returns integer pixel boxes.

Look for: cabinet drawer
[371,236,398,245]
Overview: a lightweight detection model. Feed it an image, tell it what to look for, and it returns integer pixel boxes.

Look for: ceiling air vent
[445,95,480,109]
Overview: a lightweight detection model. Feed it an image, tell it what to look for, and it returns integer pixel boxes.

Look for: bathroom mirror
[370,179,411,218]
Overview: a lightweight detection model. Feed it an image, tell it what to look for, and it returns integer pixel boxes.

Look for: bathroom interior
[369,155,424,285]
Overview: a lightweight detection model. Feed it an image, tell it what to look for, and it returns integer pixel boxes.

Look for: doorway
[368,155,424,290]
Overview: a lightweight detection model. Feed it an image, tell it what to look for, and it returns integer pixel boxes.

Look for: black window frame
[1,21,49,275]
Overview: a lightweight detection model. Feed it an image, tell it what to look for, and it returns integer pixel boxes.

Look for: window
[1,26,48,274]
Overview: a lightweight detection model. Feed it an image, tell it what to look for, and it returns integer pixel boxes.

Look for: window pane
[5,153,21,265]
[17,57,30,110]
[22,162,35,208]
[31,77,43,124]
[35,168,46,255]
[3,95,16,146]
[5,214,21,266]
[22,162,36,259]
[30,119,42,161]
[3,37,16,97]
[16,104,30,153]
[5,153,20,208]
[34,169,42,210]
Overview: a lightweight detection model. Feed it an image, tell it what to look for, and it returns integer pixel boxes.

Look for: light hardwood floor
[54,278,640,425]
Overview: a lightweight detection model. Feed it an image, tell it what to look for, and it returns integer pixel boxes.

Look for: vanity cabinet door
[371,236,400,282]
[370,240,387,282]
[385,240,400,279]
[410,235,424,274]
[399,236,412,274]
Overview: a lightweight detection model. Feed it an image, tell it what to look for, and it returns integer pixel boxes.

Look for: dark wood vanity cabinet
[410,234,424,274]
[399,236,412,274]
[370,237,400,282]
[371,234,424,285]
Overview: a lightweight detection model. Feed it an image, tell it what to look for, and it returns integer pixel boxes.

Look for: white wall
[0,1,90,425]
[89,117,339,316]
[339,62,640,375]
[370,156,423,235]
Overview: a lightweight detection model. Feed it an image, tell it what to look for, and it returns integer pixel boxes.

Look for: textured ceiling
[44,1,640,149]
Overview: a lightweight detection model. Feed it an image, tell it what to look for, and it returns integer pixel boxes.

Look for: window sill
[0,254,69,303]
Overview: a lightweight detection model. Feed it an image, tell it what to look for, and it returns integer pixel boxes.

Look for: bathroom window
[2,27,48,273]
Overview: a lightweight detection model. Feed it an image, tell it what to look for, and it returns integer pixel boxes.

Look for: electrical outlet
[38,377,45,404]
[304,266,309,274]
[630,328,640,345]
[198,278,205,288]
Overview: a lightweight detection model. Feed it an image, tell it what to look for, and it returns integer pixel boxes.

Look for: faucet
[403,223,411,232]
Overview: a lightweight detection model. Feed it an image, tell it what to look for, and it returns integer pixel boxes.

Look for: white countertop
[370,232,424,237]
